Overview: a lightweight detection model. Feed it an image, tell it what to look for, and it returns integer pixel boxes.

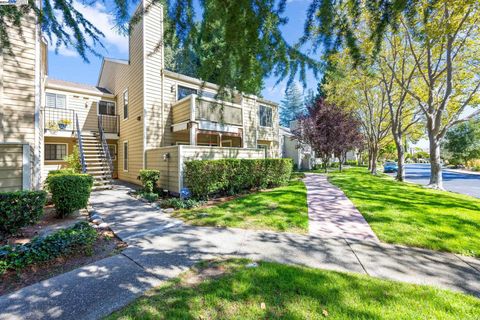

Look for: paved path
[1,181,479,319]
[304,173,378,242]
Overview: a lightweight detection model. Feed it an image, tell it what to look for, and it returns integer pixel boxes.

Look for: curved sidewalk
[1,182,479,319]
[304,173,378,242]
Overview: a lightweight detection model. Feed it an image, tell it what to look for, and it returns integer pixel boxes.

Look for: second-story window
[99,101,116,116]
[177,85,197,100]
[259,105,273,127]
[46,93,66,109]
[123,90,129,119]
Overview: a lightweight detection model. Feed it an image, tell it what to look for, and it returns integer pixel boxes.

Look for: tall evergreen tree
[280,83,306,127]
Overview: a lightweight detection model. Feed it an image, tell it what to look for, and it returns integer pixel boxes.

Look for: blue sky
[47,0,319,104]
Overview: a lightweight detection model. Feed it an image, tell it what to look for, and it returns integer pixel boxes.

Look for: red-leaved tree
[294,99,364,172]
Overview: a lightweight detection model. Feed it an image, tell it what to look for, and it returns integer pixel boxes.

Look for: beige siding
[196,99,243,126]
[44,87,116,134]
[0,145,24,192]
[145,146,179,192]
[0,11,37,145]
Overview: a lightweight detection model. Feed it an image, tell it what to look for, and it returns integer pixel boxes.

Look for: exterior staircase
[78,132,113,190]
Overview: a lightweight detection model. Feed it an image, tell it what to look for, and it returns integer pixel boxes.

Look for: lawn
[107,259,480,320]
[328,168,480,257]
[171,179,308,233]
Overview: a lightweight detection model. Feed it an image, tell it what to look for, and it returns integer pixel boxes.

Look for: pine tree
[280,83,306,127]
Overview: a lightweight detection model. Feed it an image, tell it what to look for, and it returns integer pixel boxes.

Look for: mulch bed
[0,229,127,296]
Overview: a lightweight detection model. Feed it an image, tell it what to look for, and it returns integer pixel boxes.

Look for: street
[388,164,480,198]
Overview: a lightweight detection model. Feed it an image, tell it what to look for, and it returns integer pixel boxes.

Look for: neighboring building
[280,126,315,170]
[0,0,280,194]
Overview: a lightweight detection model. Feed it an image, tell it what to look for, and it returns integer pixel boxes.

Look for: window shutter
[46,93,56,108]
[56,95,66,108]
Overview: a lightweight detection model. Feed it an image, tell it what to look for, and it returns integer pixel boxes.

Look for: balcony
[43,107,119,137]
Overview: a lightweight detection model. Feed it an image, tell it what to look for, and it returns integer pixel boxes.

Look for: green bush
[138,170,161,193]
[184,158,293,199]
[0,221,97,274]
[46,173,93,218]
[160,198,203,210]
[64,146,82,173]
[0,190,47,235]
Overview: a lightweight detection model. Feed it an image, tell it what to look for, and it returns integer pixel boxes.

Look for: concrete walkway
[304,173,378,242]
[1,181,479,319]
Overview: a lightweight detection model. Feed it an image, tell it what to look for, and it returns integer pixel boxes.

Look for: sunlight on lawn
[172,180,308,233]
[329,168,480,257]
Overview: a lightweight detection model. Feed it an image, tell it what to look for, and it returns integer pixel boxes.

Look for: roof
[104,57,129,65]
[47,78,112,95]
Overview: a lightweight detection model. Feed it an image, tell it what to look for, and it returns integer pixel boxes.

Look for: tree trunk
[371,146,378,175]
[368,148,373,171]
[338,157,343,172]
[393,135,405,181]
[428,134,443,189]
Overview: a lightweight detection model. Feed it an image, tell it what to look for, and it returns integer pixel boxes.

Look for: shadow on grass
[106,260,480,319]
[328,168,480,257]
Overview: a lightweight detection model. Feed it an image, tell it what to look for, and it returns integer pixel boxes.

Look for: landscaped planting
[184,158,293,199]
[107,259,480,320]
[329,168,480,257]
[46,172,94,217]
[0,222,97,275]
[0,190,47,235]
[138,169,160,193]
[159,198,203,210]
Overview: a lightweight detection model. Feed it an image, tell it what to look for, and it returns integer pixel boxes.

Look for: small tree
[64,146,82,173]
[443,120,480,166]
[294,99,363,172]
[280,83,307,127]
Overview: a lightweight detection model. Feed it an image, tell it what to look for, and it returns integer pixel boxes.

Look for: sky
[47,0,319,104]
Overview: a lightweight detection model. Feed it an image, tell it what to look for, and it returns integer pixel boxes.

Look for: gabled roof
[47,78,112,95]
[97,57,130,86]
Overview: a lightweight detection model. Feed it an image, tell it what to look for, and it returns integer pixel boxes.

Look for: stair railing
[98,115,114,178]
[75,113,87,173]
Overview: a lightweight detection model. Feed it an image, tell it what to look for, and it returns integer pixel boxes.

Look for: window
[259,105,273,127]
[177,85,197,100]
[45,144,67,161]
[108,144,117,160]
[46,93,66,109]
[98,101,116,116]
[123,90,129,119]
[123,141,128,171]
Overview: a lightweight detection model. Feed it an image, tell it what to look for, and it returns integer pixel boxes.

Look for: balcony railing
[43,107,119,134]
[99,114,119,134]
[44,107,75,132]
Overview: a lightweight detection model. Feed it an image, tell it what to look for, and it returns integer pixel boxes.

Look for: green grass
[328,168,480,257]
[107,259,480,320]
[172,180,308,233]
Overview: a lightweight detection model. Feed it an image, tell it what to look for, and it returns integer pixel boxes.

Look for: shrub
[184,158,293,199]
[64,146,82,173]
[0,221,97,274]
[46,173,93,218]
[160,198,203,210]
[138,170,160,193]
[0,191,47,235]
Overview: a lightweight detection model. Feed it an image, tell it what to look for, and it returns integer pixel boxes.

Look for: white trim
[178,145,183,192]
[34,5,42,190]
[171,121,189,132]
[97,100,117,116]
[142,0,147,171]
[22,144,31,190]
[123,140,129,172]
[44,143,68,162]
[46,82,115,99]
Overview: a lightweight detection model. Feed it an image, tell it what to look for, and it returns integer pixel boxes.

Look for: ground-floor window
[123,141,128,171]
[44,143,67,161]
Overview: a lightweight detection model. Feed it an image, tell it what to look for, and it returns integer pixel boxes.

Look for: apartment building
[0,0,280,194]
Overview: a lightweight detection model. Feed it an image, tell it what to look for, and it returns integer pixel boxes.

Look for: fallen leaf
[260,302,266,309]
[322,309,329,317]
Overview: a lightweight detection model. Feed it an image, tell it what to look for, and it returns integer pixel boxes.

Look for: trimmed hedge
[184,158,293,199]
[46,173,94,217]
[138,169,160,193]
[0,221,97,275]
[0,190,47,235]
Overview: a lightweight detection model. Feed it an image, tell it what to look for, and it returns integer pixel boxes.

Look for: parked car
[383,162,398,173]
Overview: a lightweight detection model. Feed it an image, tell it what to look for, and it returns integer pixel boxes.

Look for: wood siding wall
[0,145,23,191]
[145,146,180,192]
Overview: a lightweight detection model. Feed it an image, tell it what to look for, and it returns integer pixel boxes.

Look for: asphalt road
[388,164,480,198]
